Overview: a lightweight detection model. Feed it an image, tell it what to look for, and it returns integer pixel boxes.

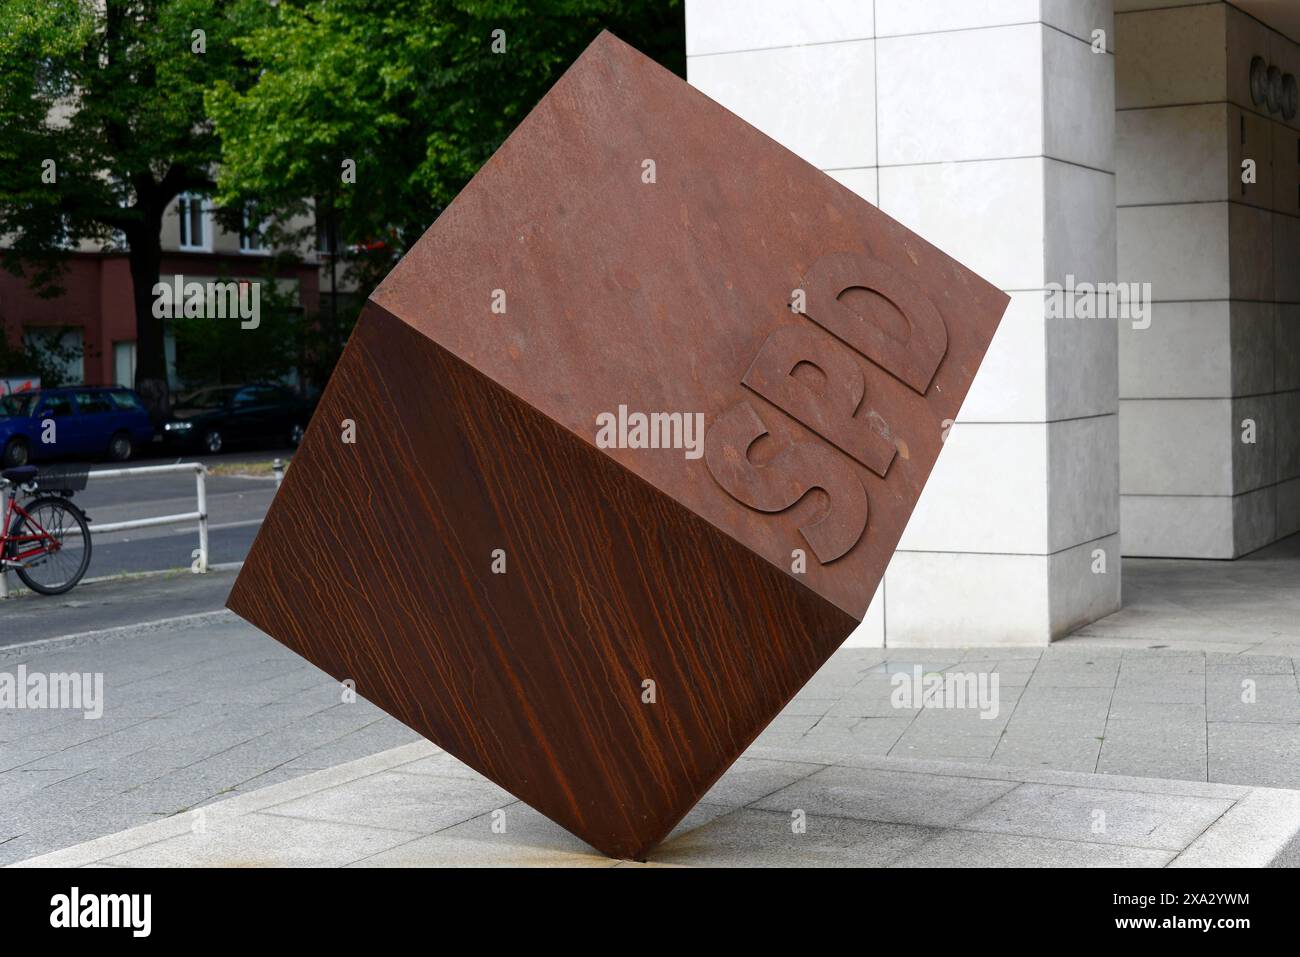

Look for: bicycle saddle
[1,465,38,485]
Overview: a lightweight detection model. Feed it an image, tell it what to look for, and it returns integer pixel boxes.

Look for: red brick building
[1,194,328,389]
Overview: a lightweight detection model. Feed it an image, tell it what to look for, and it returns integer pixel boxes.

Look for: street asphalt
[77,469,271,580]
[10,446,289,582]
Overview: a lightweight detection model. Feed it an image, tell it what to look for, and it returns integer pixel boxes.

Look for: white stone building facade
[684,0,1299,646]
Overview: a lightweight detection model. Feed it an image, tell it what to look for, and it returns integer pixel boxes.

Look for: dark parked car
[163,384,313,454]
[0,387,155,467]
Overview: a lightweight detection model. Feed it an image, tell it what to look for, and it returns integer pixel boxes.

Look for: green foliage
[170,265,305,386]
[208,0,685,297]
[0,0,267,273]
[0,0,274,384]
[1,0,684,393]
[0,325,87,388]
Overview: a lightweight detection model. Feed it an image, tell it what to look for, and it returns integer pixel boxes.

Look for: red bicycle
[0,465,92,595]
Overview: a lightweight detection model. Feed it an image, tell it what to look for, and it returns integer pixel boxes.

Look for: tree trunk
[127,211,169,423]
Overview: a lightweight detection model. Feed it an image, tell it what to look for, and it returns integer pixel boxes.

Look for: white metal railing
[0,462,208,599]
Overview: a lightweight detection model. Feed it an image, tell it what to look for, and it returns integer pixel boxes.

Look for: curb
[0,561,243,602]
[0,608,239,659]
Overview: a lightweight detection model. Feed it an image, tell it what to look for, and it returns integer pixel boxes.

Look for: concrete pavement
[3,535,1297,867]
[0,567,240,647]
[754,645,1300,789]
[0,611,418,866]
[1066,533,1300,654]
[6,614,1300,866]
[14,738,1300,867]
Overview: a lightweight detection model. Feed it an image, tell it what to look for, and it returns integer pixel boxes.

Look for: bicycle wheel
[12,497,92,595]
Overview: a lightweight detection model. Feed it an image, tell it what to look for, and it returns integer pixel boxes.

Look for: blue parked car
[0,387,156,467]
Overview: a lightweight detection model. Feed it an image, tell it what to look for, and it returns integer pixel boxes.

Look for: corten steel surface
[228,31,1009,859]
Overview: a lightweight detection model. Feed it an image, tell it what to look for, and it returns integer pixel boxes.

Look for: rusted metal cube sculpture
[228,31,1008,859]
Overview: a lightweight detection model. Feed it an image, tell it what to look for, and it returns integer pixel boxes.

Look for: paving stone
[798,672,864,696]
[653,808,938,867]
[1012,685,1114,717]
[984,666,1035,688]
[1114,673,1206,696]
[1096,718,1208,781]
[833,649,890,669]
[1170,787,1300,867]
[763,713,822,735]
[962,647,1043,661]
[1208,723,1300,789]
[1120,655,1206,675]
[1107,681,1205,705]
[959,783,1233,850]
[14,714,157,756]
[895,829,1175,867]
[352,832,618,867]
[889,728,1003,761]
[748,729,805,750]
[0,766,85,802]
[1025,672,1117,690]
[1032,656,1120,678]
[801,716,915,754]
[0,804,164,867]
[1205,654,1294,674]
[909,695,1016,727]
[264,770,513,833]
[22,737,1300,868]
[278,720,421,770]
[864,659,964,675]
[111,761,294,816]
[991,732,1104,772]
[434,800,733,857]
[1104,700,1207,721]
[824,695,908,719]
[0,710,86,746]
[1206,674,1300,722]
[384,751,493,783]
[778,697,837,717]
[1249,642,1300,656]
[1045,646,1128,660]
[697,757,823,807]
[227,767,317,796]
[11,594,1300,866]
[752,765,1015,828]
[101,812,422,867]
[1004,709,1108,740]
[0,747,63,774]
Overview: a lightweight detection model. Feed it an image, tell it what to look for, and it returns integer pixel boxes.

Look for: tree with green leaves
[0,0,683,407]
[0,0,271,414]
[206,0,684,373]
[0,322,90,389]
